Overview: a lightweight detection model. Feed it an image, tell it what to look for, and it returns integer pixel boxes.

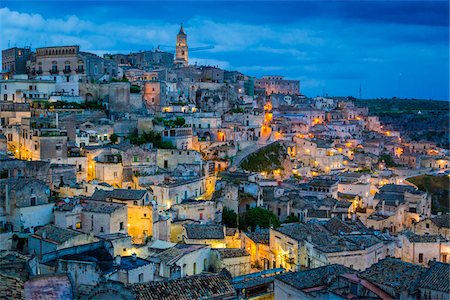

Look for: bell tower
[175,23,188,67]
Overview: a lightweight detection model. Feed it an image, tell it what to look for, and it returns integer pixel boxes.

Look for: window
[419,253,424,263]
[443,254,447,262]
[193,262,197,274]
[120,222,124,230]
[100,226,104,232]
[199,213,203,220]
[113,172,118,178]
[30,196,36,206]
[426,223,430,229]
[76,222,82,229]
[133,201,138,205]
[56,145,62,151]
[138,273,144,283]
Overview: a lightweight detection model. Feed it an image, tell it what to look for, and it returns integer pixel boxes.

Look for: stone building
[1,47,31,78]
[254,75,300,95]
[28,224,99,256]
[269,220,394,272]
[413,214,450,239]
[174,24,188,67]
[0,178,53,233]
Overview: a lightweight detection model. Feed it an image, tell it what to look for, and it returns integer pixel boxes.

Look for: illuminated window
[76,222,82,229]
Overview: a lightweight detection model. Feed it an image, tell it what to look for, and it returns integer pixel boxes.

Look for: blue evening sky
[1,1,449,100]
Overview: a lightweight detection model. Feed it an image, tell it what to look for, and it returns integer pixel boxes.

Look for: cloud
[0,3,448,100]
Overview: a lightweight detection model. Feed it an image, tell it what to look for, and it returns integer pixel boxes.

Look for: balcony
[76,68,84,74]
[49,69,59,75]
[36,70,43,75]
[63,68,71,74]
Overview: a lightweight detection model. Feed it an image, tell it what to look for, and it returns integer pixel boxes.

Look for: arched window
[51,61,58,73]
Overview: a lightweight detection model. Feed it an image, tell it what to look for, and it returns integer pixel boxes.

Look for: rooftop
[32,224,84,244]
[359,258,426,293]
[129,273,235,300]
[92,188,147,201]
[213,248,250,259]
[418,262,450,293]
[276,264,355,291]
[244,229,269,245]
[184,224,224,240]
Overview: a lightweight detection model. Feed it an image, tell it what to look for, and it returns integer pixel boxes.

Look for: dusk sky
[1,1,449,100]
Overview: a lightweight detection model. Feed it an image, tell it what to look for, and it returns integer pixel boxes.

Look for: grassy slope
[406,175,449,214]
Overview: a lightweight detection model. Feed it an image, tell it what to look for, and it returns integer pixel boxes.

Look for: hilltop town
[0,25,449,299]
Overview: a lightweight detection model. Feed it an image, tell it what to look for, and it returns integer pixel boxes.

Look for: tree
[222,207,238,228]
[239,207,280,231]
[110,133,118,144]
[284,215,299,223]
[173,117,186,127]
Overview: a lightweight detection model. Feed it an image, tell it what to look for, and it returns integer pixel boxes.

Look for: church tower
[174,23,188,67]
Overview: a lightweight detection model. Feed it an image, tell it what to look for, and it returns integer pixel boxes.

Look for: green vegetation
[355,168,372,173]
[163,117,187,128]
[127,129,174,149]
[284,215,300,223]
[109,133,118,144]
[222,207,238,228]
[39,101,105,110]
[354,98,449,116]
[130,85,141,93]
[406,175,450,214]
[231,107,244,113]
[239,207,280,231]
[378,154,398,168]
[241,142,285,172]
[111,76,129,82]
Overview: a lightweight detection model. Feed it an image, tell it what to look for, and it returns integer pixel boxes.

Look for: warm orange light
[386,131,391,136]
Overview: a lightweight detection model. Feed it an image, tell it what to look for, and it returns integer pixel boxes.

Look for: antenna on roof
[8,40,10,48]
[359,83,362,99]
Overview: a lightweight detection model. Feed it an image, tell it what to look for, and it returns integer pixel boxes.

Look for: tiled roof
[276,264,355,290]
[0,178,48,191]
[129,273,236,300]
[0,273,24,300]
[92,189,147,201]
[418,262,450,293]
[225,227,238,236]
[403,231,448,243]
[359,258,426,293]
[214,248,250,259]
[430,214,450,229]
[275,222,382,253]
[0,252,31,281]
[152,244,206,265]
[82,199,126,214]
[33,224,83,244]
[245,229,269,245]
[378,184,415,194]
[184,224,224,240]
[323,217,353,235]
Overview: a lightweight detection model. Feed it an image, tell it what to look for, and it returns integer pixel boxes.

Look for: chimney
[113,255,121,267]
[382,200,385,213]
[341,214,345,221]
[352,213,356,222]
[131,253,137,262]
